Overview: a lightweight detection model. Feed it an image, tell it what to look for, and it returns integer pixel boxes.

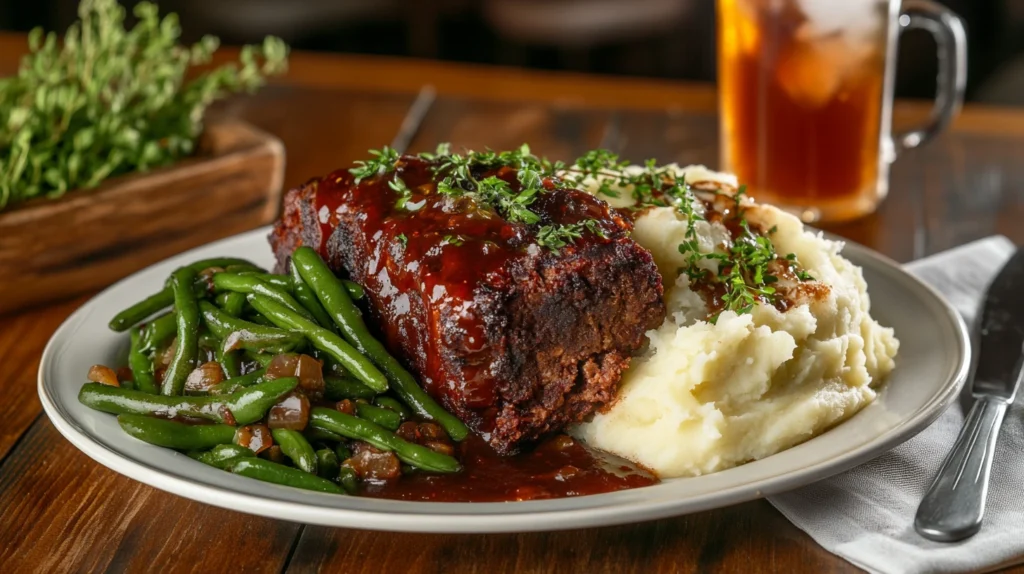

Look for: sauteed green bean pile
[79,247,467,494]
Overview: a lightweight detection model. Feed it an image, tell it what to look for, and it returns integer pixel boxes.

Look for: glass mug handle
[892,0,967,155]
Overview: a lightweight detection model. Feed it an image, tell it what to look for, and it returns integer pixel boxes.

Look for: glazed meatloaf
[270,154,665,454]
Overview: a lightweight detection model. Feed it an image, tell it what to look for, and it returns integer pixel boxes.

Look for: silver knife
[915,247,1024,542]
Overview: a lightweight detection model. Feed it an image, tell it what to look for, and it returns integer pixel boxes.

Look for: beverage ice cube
[775,31,877,108]
[795,0,882,41]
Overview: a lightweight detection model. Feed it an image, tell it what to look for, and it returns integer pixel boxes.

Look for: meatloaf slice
[270,155,665,454]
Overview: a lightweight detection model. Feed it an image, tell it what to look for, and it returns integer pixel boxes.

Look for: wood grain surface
[0,120,284,315]
[2,38,1024,573]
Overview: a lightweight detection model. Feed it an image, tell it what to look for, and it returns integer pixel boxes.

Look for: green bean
[198,330,220,353]
[305,427,344,444]
[316,448,340,481]
[337,466,359,494]
[220,349,242,379]
[374,396,409,420]
[141,312,176,353]
[312,349,355,380]
[199,300,304,355]
[110,290,174,333]
[207,368,267,395]
[108,257,257,331]
[128,326,158,394]
[271,428,318,474]
[236,271,293,291]
[244,350,274,367]
[80,378,298,425]
[117,414,237,450]
[211,273,313,320]
[292,247,468,440]
[356,403,402,431]
[226,458,344,494]
[324,375,377,400]
[244,313,276,327]
[223,377,299,425]
[289,262,336,329]
[223,263,266,274]
[342,280,365,300]
[215,291,247,317]
[310,408,460,473]
[247,295,388,392]
[161,267,201,396]
[335,443,352,461]
[189,444,255,469]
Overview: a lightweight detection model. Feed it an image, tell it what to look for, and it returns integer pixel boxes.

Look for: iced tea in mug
[717,0,967,222]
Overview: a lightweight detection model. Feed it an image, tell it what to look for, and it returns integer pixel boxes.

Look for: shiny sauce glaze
[310,157,631,441]
[361,433,657,502]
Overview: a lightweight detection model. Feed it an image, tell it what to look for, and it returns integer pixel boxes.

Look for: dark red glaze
[361,433,658,502]
[271,153,666,453]
[309,157,636,446]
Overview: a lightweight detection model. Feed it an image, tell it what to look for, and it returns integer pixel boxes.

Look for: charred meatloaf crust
[270,155,665,454]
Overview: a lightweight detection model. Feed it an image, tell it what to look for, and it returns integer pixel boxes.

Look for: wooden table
[3,38,1024,573]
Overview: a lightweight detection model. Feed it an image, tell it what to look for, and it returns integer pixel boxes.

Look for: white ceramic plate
[39,226,970,533]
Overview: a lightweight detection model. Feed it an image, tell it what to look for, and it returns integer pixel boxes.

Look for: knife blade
[972,247,1024,400]
[915,247,1024,542]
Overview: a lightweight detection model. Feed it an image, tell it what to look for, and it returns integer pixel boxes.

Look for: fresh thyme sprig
[568,157,815,319]
[351,146,400,184]
[0,0,288,211]
[352,143,609,251]
[387,173,413,208]
[536,220,607,251]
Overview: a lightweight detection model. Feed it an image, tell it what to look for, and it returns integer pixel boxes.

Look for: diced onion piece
[88,365,120,387]
[424,440,455,457]
[235,424,272,455]
[394,421,451,446]
[268,391,311,431]
[550,434,576,451]
[185,361,225,394]
[295,354,325,400]
[265,353,298,380]
[158,338,177,368]
[197,266,225,292]
[344,442,400,480]
[266,353,324,401]
[264,445,286,464]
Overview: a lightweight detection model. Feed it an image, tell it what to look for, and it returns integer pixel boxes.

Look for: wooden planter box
[0,120,285,315]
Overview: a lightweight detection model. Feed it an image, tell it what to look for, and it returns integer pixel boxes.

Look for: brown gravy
[360,433,657,502]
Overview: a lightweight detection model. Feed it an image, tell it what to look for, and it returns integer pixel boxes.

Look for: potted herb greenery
[0,0,289,314]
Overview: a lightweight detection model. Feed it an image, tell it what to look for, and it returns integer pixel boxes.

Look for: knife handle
[914,396,1007,542]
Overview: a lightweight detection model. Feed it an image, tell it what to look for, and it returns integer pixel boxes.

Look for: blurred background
[1,0,1022,105]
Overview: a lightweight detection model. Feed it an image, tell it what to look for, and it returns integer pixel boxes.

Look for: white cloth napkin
[769,236,1024,574]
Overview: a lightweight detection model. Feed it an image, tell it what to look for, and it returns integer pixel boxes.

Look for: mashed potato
[571,165,899,478]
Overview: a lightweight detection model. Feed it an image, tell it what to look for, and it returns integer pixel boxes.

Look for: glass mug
[716,0,967,223]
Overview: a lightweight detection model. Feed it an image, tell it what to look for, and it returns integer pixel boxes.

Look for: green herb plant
[0,0,288,211]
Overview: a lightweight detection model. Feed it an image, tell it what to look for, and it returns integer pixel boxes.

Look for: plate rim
[37,227,971,532]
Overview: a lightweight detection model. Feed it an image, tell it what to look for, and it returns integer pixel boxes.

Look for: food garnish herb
[352,143,604,252]
[349,143,816,312]
[543,147,817,319]
[0,0,288,211]
[536,220,607,251]
[387,174,412,208]
[351,146,401,184]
